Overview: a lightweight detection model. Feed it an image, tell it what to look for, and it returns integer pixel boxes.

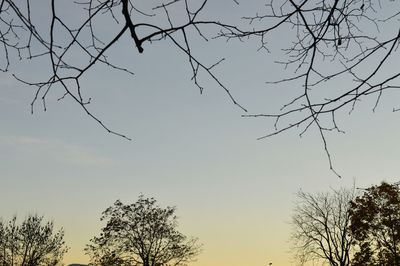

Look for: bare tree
[1,1,400,172]
[291,187,355,266]
[230,0,400,175]
[85,195,201,266]
[0,0,246,140]
[0,214,68,266]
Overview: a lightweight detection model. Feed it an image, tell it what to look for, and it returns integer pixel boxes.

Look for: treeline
[292,182,400,266]
[0,195,199,266]
[2,182,400,266]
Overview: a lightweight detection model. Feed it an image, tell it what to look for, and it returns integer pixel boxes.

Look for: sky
[1,1,400,265]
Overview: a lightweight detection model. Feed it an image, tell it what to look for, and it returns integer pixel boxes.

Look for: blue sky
[1,1,400,265]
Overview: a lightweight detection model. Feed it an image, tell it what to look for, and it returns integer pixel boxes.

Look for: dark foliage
[349,182,400,265]
[85,195,201,266]
[0,214,68,266]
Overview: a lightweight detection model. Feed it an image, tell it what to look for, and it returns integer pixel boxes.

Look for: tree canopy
[291,187,355,266]
[85,195,201,266]
[291,182,400,265]
[0,214,68,266]
[349,182,400,265]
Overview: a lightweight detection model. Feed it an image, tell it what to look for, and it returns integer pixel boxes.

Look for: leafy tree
[0,214,68,266]
[85,195,201,266]
[349,182,400,266]
[291,187,355,266]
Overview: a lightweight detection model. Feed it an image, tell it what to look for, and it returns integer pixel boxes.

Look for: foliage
[349,182,400,266]
[291,187,355,266]
[85,195,201,266]
[0,214,68,266]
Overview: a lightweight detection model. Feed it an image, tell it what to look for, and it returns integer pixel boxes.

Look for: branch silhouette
[1,0,400,174]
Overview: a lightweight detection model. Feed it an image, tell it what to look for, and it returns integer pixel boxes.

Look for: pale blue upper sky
[1,1,400,265]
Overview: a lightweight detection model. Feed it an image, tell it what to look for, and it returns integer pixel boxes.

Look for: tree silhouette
[0,0,246,140]
[85,195,201,266]
[349,182,400,266]
[235,0,400,175]
[0,214,68,266]
[1,0,400,171]
[291,187,355,266]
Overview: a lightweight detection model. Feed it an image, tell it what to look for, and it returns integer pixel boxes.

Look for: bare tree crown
[1,0,399,174]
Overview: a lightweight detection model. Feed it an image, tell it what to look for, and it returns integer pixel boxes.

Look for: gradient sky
[1,1,400,265]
